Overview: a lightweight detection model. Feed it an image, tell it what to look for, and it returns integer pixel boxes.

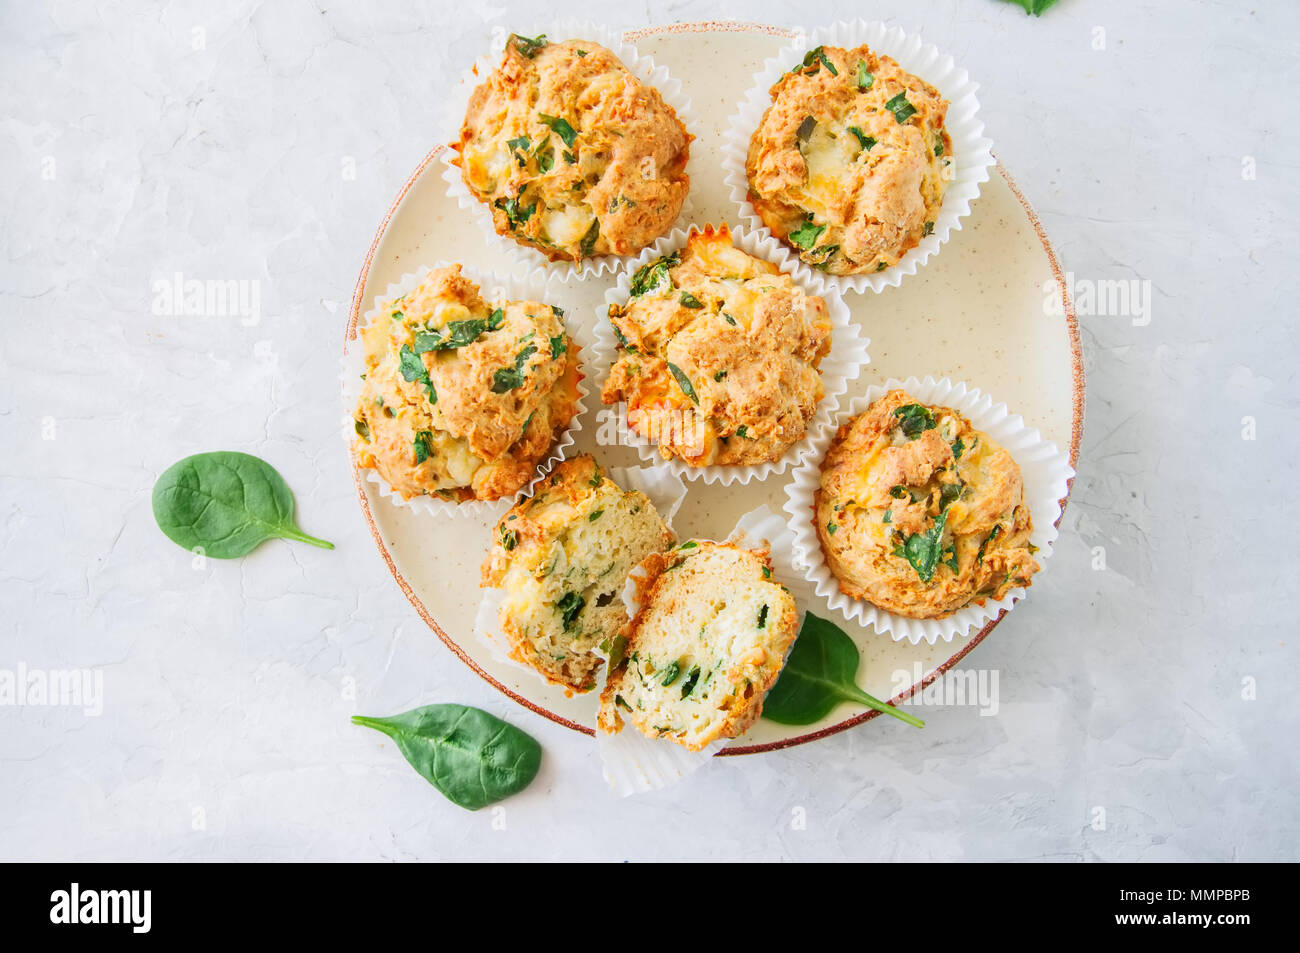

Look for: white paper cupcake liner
[439,20,701,283]
[722,20,996,295]
[589,223,869,485]
[472,466,688,690]
[340,262,588,520]
[600,504,818,796]
[783,376,1075,645]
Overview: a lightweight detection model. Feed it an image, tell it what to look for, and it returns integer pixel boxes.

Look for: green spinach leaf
[492,343,538,393]
[789,219,826,250]
[893,402,936,438]
[998,0,1061,14]
[152,451,333,558]
[352,704,542,810]
[897,511,949,582]
[666,362,698,404]
[762,613,924,728]
[557,591,585,630]
[510,33,548,58]
[537,113,578,147]
[885,91,917,124]
[847,126,877,151]
[855,60,874,90]
[629,252,680,297]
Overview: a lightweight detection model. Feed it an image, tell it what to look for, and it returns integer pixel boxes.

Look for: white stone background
[1,0,1296,862]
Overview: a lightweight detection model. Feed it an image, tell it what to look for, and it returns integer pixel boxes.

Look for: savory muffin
[453,33,691,263]
[745,44,952,275]
[480,455,676,693]
[814,390,1040,618]
[351,265,581,502]
[601,225,833,467]
[597,540,798,750]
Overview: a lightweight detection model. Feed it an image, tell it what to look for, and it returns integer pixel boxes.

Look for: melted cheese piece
[540,204,594,248]
[798,125,858,217]
[465,140,513,192]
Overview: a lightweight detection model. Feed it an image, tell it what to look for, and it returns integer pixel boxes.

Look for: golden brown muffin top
[454,34,691,262]
[746,44,951,275]
[601,225,832,467]
[815,390,1040,618]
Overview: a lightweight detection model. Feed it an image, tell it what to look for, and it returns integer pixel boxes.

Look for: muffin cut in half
[601,224,833,467]
[815,389,1040,619]
[480,455,676,693]
[453,33,691,262]
[598,540,798,750]
[351,265,581,502]
[746,44,952,275]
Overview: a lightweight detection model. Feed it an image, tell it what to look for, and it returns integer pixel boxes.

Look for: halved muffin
[746,44,952,275]
[601,225,833,467]
[815,389,1040,618]
[351,265,580,502]
[597,540,798,750]
[454,33,691,262]
[480,455,675,693]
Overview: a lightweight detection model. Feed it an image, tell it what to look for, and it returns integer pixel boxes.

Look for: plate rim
[343,20,1085,756]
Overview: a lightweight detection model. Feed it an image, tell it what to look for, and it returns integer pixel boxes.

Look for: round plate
[344,22,1083,754]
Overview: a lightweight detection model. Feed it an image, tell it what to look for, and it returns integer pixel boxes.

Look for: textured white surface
[1,0,1297,862]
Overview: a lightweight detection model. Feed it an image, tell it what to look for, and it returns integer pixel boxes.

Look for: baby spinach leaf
[537,113,578,147]
[557,591,585,630]
[762,613,924,728]
[855,60,873,90]
[893,402,937,438]
[415,317,491,353]
[611,320,638,352]
[847,126,877,151]
[491,343,538,393]
[666,362,699,404]
[352,704,542,811]
[798,46,838,76]
[535,139,555,172]
[152,451,333,558]
[579,217,600,257]
[399,344,437,404]
[998,0,1061,15]
[789,219,826,250]
[898,511,949,583]
[510,33,548,58]
[680,665,701,698]
[413,430,435,465]
[659,660,682,686]
[679,290,704,308]
[796,115,817,143]
[494,195,536,228]
[629,252,680,297]
[886,91,917,124]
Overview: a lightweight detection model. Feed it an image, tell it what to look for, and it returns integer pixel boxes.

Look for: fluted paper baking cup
[722,20,995,295]
[783,376,1075,645]
[600,505,817,796]
[340,262,587,520]
[440,20,700,283]
[589,223,869,485]
[472,465,689,690]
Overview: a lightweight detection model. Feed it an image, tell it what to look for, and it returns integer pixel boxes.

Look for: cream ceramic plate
[343,22,1083,754]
